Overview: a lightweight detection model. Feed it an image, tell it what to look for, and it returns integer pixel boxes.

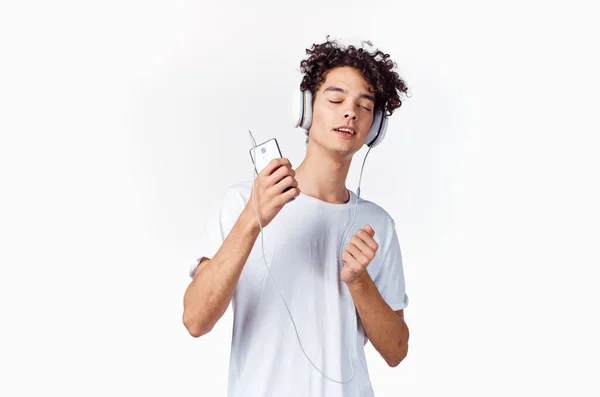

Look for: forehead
[319,67,374,93]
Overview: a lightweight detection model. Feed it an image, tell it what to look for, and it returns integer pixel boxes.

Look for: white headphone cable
[248,130,371,384]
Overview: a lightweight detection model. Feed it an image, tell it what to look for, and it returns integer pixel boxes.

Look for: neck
[294,141,353,204]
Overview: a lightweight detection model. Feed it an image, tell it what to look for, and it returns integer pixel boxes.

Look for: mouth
[333,126,356,138]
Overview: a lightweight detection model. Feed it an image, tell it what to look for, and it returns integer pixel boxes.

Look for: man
[183,37,411,397]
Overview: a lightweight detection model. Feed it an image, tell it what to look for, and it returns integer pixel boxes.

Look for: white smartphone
[249,138,294,199]
[249,138,283,175]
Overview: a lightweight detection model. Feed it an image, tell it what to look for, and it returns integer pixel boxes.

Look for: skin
[183,66,408,367]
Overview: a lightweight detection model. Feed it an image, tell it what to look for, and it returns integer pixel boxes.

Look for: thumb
[364,224,375,237]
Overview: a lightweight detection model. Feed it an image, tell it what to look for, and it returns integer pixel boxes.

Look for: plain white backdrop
[1,0,599,396]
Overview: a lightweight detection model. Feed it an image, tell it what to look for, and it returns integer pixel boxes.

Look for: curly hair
[299,36,410,117]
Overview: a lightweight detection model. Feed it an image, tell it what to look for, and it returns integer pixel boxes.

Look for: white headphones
[292,85,389,148]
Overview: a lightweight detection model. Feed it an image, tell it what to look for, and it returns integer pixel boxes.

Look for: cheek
[356,116,371,136]
[311,104,335,132]
[312,103,329,121]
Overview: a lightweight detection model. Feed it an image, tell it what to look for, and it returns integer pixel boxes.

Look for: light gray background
[1,0,599,396]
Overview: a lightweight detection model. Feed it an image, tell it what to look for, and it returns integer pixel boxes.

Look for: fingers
[343,227,379,269]
[260,158,292,178]
[265,159,298,200]
[345,241,372,265]
[342,250,364,272]
[268,163,295,187]
[281,186,301,202]
[364,224,375,237]
[342,250,357,267]
[354,229,379,252]
[252,156,300,211]
[274,175,298,194]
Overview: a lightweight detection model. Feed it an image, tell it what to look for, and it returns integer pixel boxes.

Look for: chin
[311,131,360,156]
[331,142,360,157]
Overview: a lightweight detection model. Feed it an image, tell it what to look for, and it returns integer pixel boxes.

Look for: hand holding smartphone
[249,138,295,199]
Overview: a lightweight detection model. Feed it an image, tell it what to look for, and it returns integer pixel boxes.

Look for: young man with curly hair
[183,37,410,397]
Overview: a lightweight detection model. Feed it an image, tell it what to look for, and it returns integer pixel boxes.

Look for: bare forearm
[347,273,409,367]
[183,207,259,337]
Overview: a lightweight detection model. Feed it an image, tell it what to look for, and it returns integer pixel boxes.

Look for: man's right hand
[245,158,300,228]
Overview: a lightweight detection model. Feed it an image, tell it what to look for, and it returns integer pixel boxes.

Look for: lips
[333,126,356,135]
[334,129,355,140]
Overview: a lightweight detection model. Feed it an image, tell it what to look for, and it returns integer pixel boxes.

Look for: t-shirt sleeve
[188,187,247,279]
[373,223,409,311]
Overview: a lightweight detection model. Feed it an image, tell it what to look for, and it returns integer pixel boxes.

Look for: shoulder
[213,181,252,215]
[356,194,397,231]
[225,180,253,202]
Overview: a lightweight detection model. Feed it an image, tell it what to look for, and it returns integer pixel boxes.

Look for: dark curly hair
[299,36,410,118]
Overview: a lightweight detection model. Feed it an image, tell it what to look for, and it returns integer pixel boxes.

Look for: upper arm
[188,186,246,280]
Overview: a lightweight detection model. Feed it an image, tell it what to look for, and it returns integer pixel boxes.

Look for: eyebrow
[324,86,375,103]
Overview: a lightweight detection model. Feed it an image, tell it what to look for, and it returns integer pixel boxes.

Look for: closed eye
[329,100,372,112]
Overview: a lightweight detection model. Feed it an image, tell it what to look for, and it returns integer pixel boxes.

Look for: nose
[344,108,357,120]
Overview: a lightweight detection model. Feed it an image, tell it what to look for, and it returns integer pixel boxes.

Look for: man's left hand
[341,224,379,285]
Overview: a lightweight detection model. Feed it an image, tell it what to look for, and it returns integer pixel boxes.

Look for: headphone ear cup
[302,91,313,130]
[293,88,312,130]
[292,87,303,128]
[365,110,388,148]
[369,115,388,148]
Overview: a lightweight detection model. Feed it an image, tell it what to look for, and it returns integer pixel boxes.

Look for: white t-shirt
[189,181,409,397]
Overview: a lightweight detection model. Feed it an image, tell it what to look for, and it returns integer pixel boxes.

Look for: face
[309,66,376,156]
